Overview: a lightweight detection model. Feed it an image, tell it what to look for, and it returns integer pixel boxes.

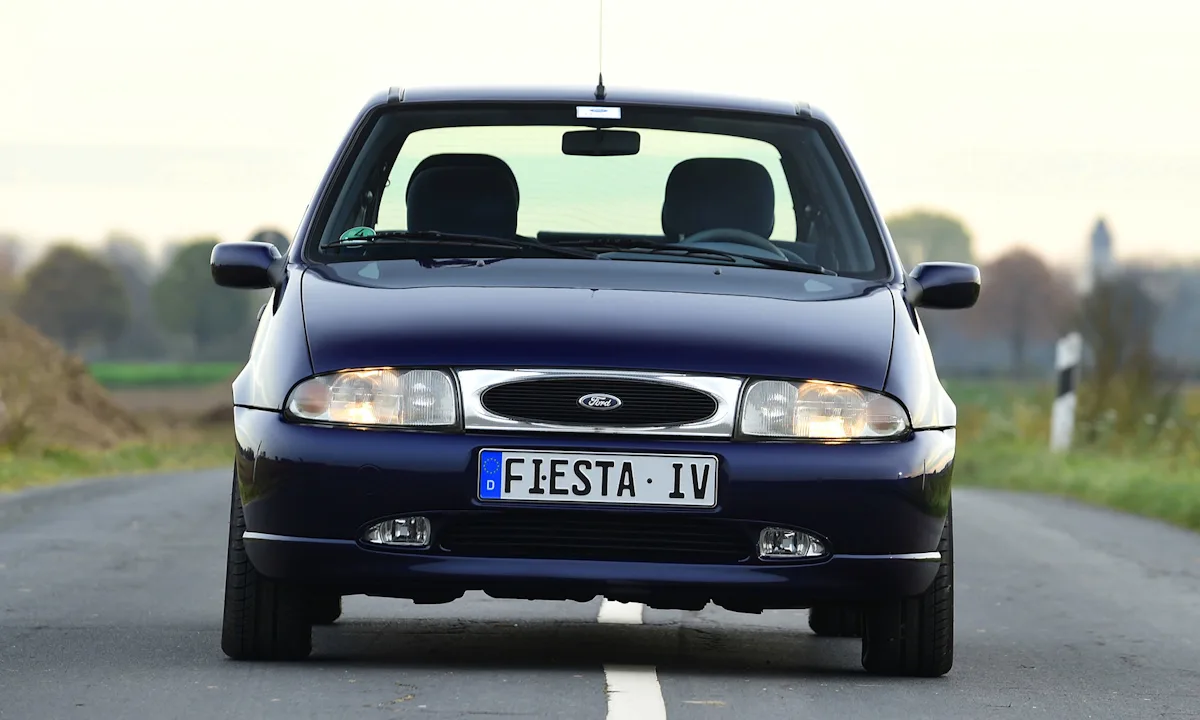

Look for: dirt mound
[107,382,234,427]
[0,313,146,450]
[197,401,233,426]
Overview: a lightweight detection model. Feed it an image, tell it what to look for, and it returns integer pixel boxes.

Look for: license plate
[477,449,718,508]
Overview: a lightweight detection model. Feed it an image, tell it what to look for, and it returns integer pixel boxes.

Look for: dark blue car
[211,84,980,677]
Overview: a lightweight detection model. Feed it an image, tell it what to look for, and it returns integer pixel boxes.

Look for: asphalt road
[2,470,1200,720]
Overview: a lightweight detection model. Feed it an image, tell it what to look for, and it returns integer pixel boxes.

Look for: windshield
[308,104,891,280]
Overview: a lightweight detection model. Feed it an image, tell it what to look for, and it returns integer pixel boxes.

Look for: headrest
[406,166,520,238]
[661,157,775,239]
[405,153,519,206]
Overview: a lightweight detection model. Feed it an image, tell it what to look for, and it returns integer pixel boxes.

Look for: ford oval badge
[578,393,622,411]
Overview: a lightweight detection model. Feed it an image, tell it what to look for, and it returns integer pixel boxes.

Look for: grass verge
[0,432,229,494]
[88,361,242,389]
[946,376,1200,532]
[955,437,1199,534]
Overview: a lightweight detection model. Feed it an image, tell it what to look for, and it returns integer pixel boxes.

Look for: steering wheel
[679,227,789,259]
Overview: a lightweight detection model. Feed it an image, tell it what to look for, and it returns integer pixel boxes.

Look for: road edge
[0,465,226,507]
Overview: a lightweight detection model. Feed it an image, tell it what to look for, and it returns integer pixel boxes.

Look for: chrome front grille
[457,369,745,437]
[480,377,718,427]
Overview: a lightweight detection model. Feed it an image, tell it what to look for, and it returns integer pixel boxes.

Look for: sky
[2,0,1198,270]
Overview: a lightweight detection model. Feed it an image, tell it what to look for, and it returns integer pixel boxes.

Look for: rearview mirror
[211,241,284,289]
[562,129,640,156]
[906,262,981,309]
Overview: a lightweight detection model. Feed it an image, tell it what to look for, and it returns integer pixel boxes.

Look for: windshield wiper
[324,229,599,259]
[588,241,837,276]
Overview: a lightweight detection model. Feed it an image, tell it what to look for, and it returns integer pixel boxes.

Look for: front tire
[860,503,954,677]
[309,594,343,625]
[220,475,314,661]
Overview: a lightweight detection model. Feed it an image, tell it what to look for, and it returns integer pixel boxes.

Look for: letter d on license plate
[477,449,718,508]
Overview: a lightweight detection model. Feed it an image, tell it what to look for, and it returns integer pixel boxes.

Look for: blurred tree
[962,246,1077,376]
[0,234,23,312]
[1076,273,1179,444]
[15,242,130,354]
[248,228,290,255]
[152,237,255,357]
[886,210,976,268]
[159,241,185,272]
[103,232,167,359]
[105,232,154,282]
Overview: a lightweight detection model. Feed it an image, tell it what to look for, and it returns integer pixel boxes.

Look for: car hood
[299,262,898,389]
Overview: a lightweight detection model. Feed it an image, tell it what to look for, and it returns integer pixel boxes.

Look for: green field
[88,361,242,389]
[955,438,1200,531]
[942,378,1051,407]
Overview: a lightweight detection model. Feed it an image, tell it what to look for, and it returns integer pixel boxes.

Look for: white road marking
[597,599,644,625]
[598,600,667,720]
[604,665,668,720]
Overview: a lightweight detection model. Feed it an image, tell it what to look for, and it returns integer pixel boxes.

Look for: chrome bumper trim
[840,551,943,562]
[242,532,351,545]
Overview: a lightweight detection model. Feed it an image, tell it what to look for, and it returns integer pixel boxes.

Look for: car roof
[364,84,827,121]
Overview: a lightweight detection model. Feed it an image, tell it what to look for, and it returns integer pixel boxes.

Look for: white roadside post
[1050,331,1082,452]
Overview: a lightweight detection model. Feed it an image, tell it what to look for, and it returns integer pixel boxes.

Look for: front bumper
[233,407,954,609]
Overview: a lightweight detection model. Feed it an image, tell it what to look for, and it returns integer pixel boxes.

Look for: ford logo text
[578,393,623,411]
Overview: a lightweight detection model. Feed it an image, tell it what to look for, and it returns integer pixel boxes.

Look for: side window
[375,127,798,240]
[796,137,877,274]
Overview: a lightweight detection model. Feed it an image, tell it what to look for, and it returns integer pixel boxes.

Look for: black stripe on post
[1056,366,1076,399]
[1051,332,1082,453]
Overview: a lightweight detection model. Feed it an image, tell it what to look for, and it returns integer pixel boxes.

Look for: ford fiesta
[211,84,980,677]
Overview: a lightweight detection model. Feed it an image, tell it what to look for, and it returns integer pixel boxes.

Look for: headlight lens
[740,380,910,440]
[286,369,457,427]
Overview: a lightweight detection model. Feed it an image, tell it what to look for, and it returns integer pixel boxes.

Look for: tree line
[0,229,288,362]
[887,209,1187,382]
[0,211,1166,379]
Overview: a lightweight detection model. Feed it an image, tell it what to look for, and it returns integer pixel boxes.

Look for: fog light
[758,527,825,559]
[364,516,431,547]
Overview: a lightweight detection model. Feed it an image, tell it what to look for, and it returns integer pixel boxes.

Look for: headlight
[285,369,458,427]
[739,380,910,440]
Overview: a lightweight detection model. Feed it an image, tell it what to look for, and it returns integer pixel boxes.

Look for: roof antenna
[594,0,607,100]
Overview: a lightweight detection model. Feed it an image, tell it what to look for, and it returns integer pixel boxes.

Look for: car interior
[396,151,841,272]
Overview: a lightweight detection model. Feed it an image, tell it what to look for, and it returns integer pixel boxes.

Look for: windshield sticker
[576,106,621,120]
[339,226,377,241]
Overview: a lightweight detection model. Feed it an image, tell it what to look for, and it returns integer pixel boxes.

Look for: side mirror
[906,262,981,309]
[211,241,284,289]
